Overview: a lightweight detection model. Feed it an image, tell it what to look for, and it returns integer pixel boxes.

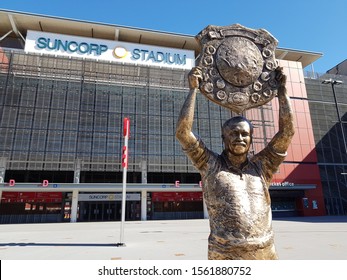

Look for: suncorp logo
[113,46,128,58]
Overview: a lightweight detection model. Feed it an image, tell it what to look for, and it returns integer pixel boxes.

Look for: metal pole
[120,146,127,244]
[119,117,130,246]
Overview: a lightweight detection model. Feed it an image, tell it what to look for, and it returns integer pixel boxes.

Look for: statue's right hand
[188,67,203,90]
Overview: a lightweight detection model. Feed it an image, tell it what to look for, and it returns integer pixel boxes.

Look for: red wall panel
[269,60,326,216]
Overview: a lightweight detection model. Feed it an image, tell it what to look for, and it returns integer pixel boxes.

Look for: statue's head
[222,116,253,155]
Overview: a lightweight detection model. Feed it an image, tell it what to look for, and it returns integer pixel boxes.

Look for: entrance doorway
[78,201,140,222]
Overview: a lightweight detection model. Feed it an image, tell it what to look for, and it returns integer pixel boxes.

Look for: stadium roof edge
[0,9,322,67]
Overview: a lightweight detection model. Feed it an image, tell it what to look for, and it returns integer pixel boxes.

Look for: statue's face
[222,121,252,155]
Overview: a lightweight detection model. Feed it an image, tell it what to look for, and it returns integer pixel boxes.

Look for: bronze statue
[175,24,295,260]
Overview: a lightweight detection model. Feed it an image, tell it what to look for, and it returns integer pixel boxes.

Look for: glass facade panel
[1,49,275,181]
[305,73,347,215]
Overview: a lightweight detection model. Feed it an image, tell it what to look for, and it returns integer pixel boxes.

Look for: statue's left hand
[274,66,287,89]
[188,67,203,90]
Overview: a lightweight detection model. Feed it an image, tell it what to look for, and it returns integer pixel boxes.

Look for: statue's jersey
[183,136,286,259]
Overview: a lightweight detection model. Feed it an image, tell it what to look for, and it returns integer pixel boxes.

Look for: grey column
[141,160,147,184]
[0,157,7,184]
[70,159,81,222]
[141,189,147,221]
[141,160,147,220]
[74,159,82,184]
[70,190,79,223]
[0,157,6,206]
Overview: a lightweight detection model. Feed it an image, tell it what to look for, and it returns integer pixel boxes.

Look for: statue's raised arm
[175,67,202,150]
[267,66,295,154]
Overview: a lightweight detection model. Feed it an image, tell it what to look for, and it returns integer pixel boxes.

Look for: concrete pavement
[0,216,347,260]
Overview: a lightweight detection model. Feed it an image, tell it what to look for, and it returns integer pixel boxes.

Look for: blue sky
[1,0,346,73]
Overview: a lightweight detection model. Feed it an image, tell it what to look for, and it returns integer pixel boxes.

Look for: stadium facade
[0,9,335,224]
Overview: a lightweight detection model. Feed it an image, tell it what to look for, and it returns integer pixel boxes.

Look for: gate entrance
[78,201,140,222]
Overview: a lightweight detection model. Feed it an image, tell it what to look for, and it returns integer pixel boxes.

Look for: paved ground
[0,216,347,260]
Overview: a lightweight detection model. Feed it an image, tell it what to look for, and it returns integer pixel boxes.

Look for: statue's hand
[274,66,287,89]
[188,67,203,90]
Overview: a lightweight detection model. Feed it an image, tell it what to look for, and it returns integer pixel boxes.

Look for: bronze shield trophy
[195,23,279,114]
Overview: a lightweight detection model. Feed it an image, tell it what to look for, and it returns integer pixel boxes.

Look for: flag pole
[119,117,130,246]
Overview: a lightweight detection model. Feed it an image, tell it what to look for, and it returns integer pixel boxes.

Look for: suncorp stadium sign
[24,30,195,69]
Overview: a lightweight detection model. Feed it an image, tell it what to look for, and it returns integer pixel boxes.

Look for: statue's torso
[202,158,273,246]
[183,137,285,259]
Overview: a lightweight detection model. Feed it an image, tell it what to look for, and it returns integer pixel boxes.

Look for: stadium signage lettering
[270,181,295,187]
[77,193,141,201]
[132,49,186,65]
[36,37,108,55]
[25,30,194,69]
[35,38,186,65]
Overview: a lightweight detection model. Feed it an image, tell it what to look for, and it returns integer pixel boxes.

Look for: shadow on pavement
[0,242,124,247]
[273,215,347,223]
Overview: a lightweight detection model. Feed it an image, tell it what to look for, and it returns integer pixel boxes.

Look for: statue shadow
[0,242,124,247]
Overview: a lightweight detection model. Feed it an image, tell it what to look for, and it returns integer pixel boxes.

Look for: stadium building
[0,9,329,223]
[305,63,347,216]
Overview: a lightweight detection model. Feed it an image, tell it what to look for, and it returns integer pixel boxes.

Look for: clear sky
[1,0,346,74]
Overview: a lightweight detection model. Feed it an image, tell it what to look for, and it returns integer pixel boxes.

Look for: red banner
[152,192,203,202]
[1,192,63,203]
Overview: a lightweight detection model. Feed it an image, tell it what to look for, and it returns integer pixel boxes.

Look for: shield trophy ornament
[196,24,279,114]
